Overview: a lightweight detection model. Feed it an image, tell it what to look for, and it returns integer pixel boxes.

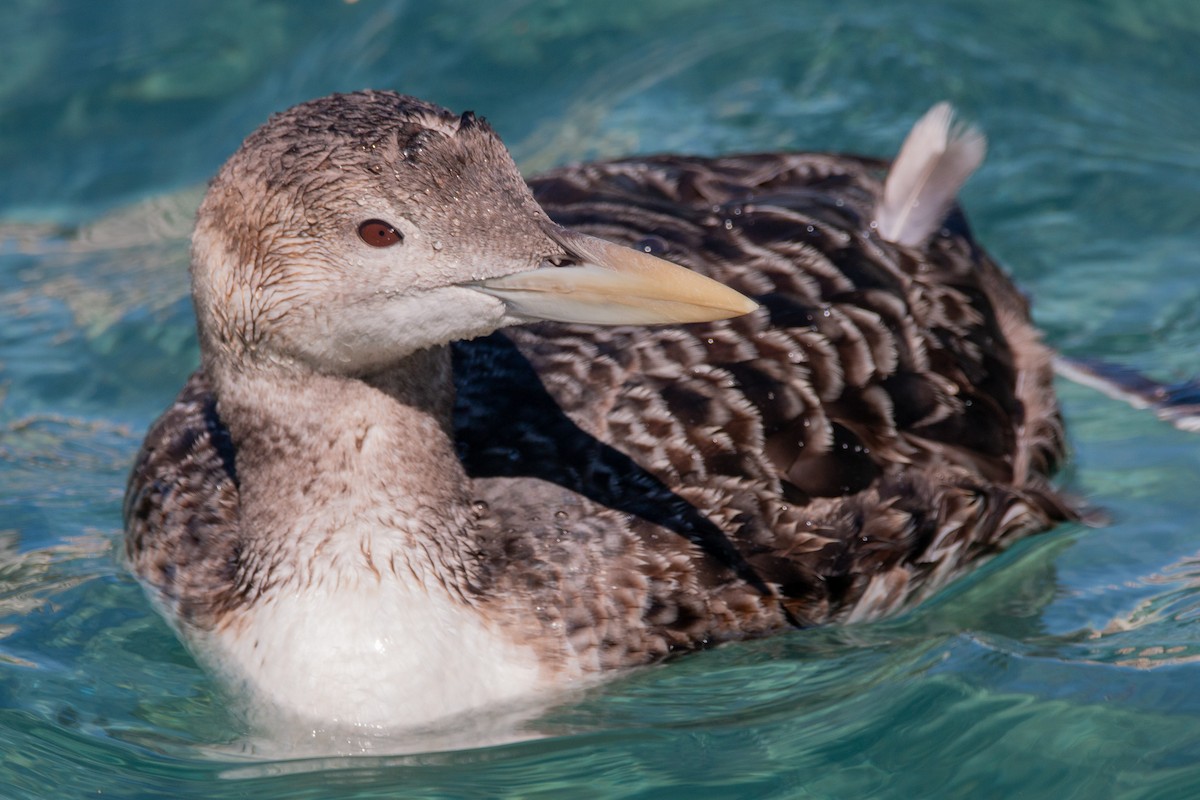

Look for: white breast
[192,572,552,733]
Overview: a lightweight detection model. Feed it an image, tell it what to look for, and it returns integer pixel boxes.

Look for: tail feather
[1053,355,1200,433]
[876,103,987,247]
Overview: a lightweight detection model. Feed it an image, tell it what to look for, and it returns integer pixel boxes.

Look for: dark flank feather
[454,151,1072,667]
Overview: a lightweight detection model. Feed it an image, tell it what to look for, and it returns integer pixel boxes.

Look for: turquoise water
[2,0,1199,796]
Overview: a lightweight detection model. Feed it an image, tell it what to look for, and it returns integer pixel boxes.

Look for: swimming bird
[124,91,1074,733]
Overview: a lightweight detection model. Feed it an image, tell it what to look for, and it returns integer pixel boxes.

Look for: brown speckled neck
[212,345,479,605]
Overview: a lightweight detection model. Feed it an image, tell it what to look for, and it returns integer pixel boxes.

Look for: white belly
[193,577,551,733]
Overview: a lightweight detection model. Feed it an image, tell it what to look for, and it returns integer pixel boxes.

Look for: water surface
[2,1,1199,797]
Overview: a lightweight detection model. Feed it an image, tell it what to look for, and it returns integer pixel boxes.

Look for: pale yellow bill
[472,227,758,325]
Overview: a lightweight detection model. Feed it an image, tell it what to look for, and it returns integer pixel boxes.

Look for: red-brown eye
[358,219,403,247]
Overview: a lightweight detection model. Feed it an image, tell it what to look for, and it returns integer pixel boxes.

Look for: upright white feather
[875,102,987,247]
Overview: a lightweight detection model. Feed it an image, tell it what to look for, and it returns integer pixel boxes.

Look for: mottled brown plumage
[124,91,1073,729]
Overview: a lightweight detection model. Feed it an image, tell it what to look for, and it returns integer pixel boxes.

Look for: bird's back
[452,151,1072,665]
